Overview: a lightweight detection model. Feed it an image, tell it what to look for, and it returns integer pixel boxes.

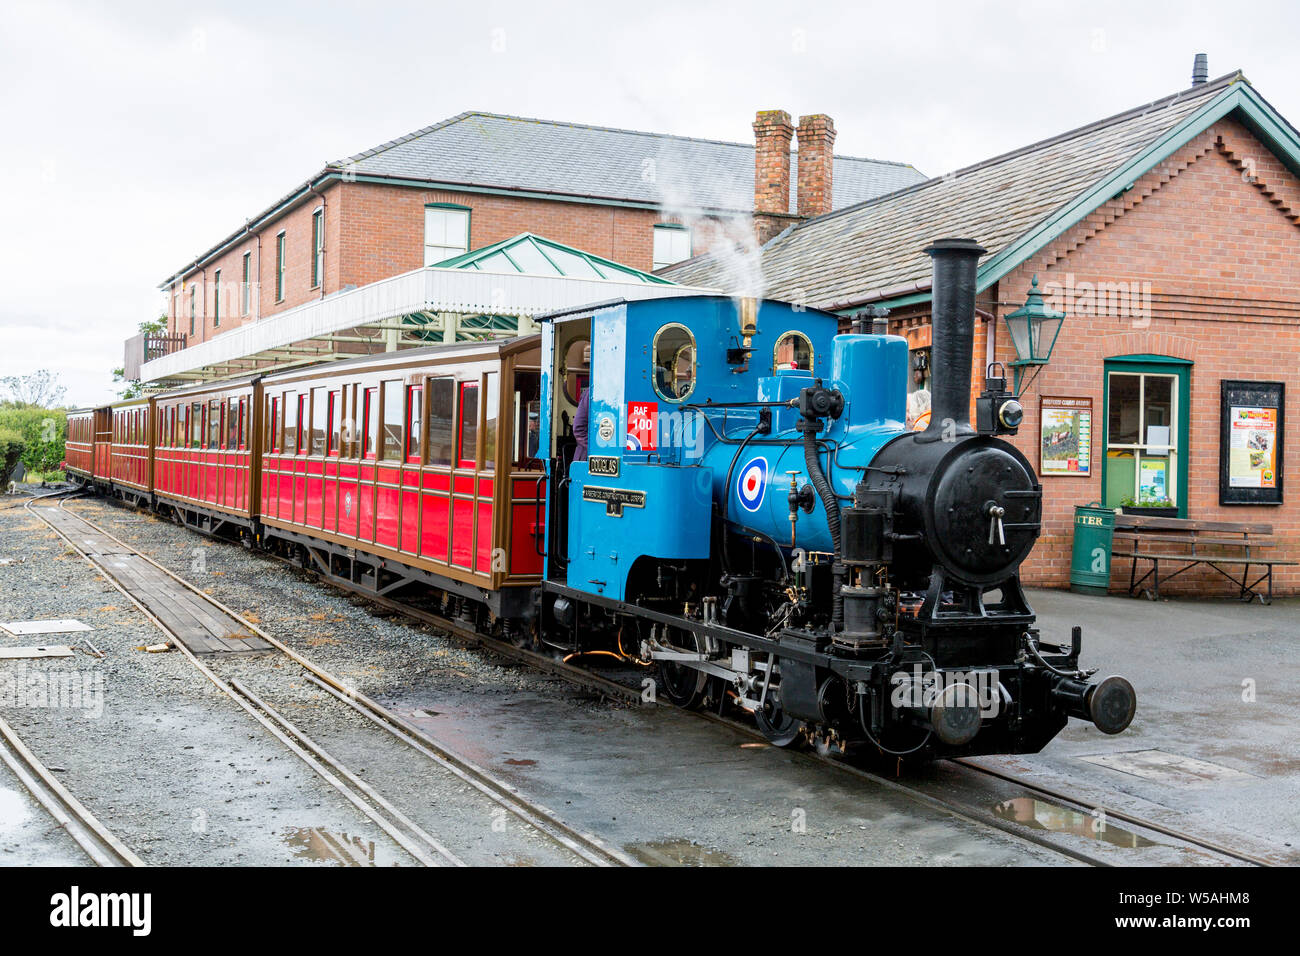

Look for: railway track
[24,492,634,868]
[33,490,1280,868]
[0,712,143,867]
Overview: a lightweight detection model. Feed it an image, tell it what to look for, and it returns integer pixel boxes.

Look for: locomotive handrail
[533,475,547,557]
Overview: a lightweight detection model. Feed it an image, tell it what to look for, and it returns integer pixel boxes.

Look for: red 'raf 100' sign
[626,401,657,451]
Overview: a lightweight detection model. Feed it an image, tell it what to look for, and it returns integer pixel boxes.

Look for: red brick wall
[987,118,1300,595]
[167,180,717,342]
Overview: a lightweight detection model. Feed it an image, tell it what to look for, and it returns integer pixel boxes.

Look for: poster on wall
[1040,397,1092,476]
[1219,380,1285,505]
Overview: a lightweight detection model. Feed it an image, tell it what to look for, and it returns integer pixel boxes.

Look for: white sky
[2,0,1296,406]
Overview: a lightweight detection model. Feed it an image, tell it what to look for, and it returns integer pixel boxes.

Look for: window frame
[652,222,692,270]
[405,384,424,464]
[773,330,814,373]
[213,268,221,328]
[457,380,480,470]
[275,230,286,302]
[423,203,471,266]
[311,207,324,289]
[362,387,379,460]
[241,251,252,315]
[650,322,697,403]
[1100,356,1191,518]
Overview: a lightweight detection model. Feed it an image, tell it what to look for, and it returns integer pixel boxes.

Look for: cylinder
[919,238,985,442]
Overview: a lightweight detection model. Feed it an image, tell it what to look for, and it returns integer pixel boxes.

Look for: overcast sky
[2,0,1296,406]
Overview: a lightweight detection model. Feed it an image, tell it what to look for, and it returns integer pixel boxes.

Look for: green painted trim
[429,231,674,284]
[1100,355,1192,518]
[423,201,472,211]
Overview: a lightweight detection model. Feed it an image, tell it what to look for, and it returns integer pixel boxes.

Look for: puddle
[992,797,1156,848]
[0,786,31,837]
[504,758,536,766]
[626,839,737,866]
[282,826,402,866]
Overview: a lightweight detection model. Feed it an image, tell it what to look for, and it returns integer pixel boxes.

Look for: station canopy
[139,234,707,387]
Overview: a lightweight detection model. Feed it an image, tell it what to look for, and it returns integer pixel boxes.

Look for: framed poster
[1219,380,1284,505]
[1040,397,1092,476]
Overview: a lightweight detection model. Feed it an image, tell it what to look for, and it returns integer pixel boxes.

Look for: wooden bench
[1111,514,1296,604]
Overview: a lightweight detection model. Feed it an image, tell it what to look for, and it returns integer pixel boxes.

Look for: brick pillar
[795,114,836,218]
[753,109,794,244]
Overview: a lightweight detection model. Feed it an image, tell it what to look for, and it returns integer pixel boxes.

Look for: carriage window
[426,378,455,467]
[310,386,327,456]
[190,402,203,448]
[773,331,813,372]
[363,387,378,459]
[227,398,240,449]
[381,380,403,461]
[283,392,298,455]
[297,395,308,455]
[652,323,696,402]
[458,381,479,469]
[513,370,542,468]
[269,397,281,452]
[562,338,590,405]
[327,390,340,455]
[483,372,499,471]
[209,400,222,449]
[406,386,423,463]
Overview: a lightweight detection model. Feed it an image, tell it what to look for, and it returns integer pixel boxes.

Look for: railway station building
[134,111,922,384]
[666,67,1300,595]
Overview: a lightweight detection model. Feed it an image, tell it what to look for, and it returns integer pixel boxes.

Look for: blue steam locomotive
[537,238,1135,758]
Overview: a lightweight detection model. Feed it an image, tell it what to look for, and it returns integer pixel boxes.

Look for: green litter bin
[1070,502,1116,595]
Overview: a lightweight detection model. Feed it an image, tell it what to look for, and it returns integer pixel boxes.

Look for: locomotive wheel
[754,698,802,747]
[657,628,708,709]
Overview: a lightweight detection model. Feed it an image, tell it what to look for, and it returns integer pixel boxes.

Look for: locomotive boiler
[540,238,1136,758]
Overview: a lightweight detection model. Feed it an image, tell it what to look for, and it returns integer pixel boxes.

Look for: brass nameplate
[588,455,620,477]
[583,485,645,517]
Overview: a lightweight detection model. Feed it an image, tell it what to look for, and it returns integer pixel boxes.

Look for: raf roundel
[737,456,768,513]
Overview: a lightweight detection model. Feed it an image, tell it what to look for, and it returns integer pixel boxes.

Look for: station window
[457,381,479,469]
[381,380,403,461]
[651,323,696,402]
[406,385,423,464]
[1103,367,1185,512]
[363,387,378,460]
[311,208,324,289]
[190,284,197,336]
[773,331,813,372]
[242,252,252,315]
[213,269,222,328]
[275,231,286,302]
[424,205,470,266]
[310,387,327,456]
[426,378,455,467]
[512,369,542,468]
[483,373,499,472]
[652,224,692,270]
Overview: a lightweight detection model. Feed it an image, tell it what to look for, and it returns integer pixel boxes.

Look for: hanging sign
[1040,397,1092,476]
[1220,381,1284,505]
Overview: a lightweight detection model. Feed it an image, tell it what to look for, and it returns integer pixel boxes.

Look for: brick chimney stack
[752,109,795,243]
[796,114,836,219]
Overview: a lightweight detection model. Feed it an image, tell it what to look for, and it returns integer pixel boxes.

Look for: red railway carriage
[108,397,153,503]
[64,408,97,479]
[154,378,258,533]
[257,336,546,619]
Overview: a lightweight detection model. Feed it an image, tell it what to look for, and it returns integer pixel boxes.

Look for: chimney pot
[795,114,837,219]
[1192,53,1208,85]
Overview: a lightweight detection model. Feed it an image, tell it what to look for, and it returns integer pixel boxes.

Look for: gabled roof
[333,111,926,213]
[432,232,674,284]
[662,72,1300,310]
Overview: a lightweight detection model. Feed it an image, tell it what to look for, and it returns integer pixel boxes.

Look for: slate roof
[660,73,1247,307]
[334,111,926,213]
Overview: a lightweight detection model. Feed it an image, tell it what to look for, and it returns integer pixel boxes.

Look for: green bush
[0,406,66,473]
[0,428,24,487]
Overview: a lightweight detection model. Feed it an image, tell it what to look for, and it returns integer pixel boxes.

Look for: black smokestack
[1192,53,1208,85]
[918,238,986,444]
